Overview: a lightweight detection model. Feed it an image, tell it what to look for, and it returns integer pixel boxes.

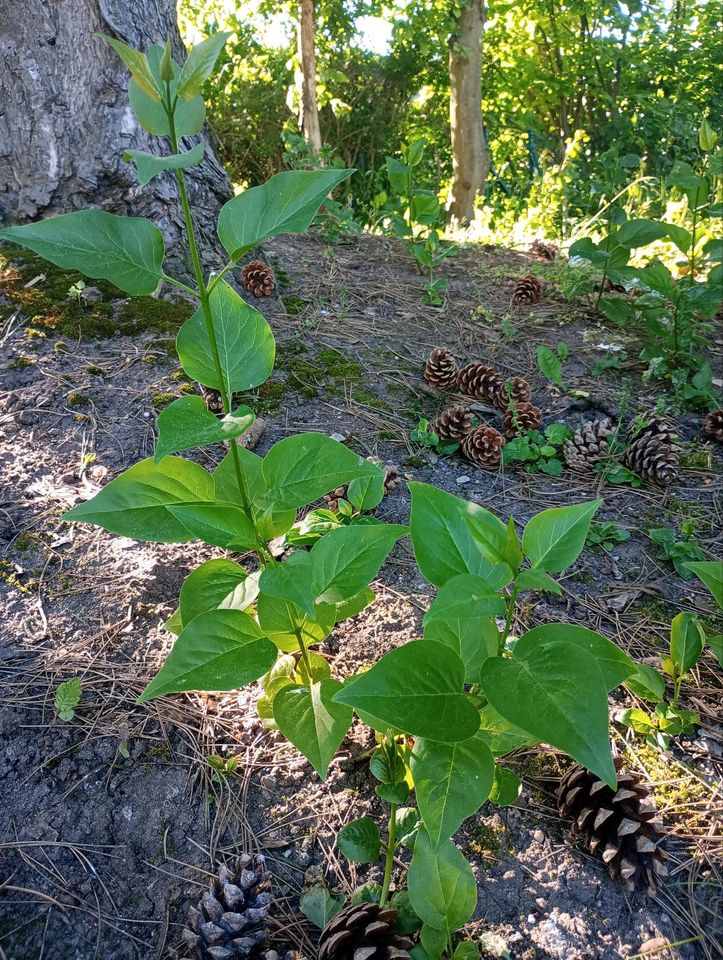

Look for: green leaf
[129,44,205,137]
[166,502,257,551]
[617,219,669,249]
[699,118,719,152]
[477,703,537,756]
[260,552,316,619]
[165,607,183,636]
[257,593,335,653]
[514,624,635,691]
[334,587,375,621]
[396,808,421,849]
[63,457,213,542]
[97,34,160,100]
[176,32,230,99]
[333,641,480,742]
[598,296,632,325]
[138,609,276,702]
[218,169,354,259]
[346,474,385,512]
[310,523,408,604]
[625,663,665,703]
[262,434,381,510]
[522,500,602,573]
[684,560,723,608]
[296,651,332,686]
[154,396,254,462]
[664,222,693,254]
[635,260,675,298]
[338,818,381,863]
[708,634,723,668]
[124,143,204,187]
[177,279,275,394]
[273,680,352,779]
[462,506,516,568]
[411,735,494,846]
[55,678,82,721]
[299,887,344,929]
[452,943,480,960]
[214,447,295,541]
[409,483,513,588]
[515,569,562,595]
[481,640,615,785]
[408,830,477,937]
[0,211,164,296]
[180,559,259,626]
[489,766,522,806]
[536,346,564,386]
[670,612,704,675]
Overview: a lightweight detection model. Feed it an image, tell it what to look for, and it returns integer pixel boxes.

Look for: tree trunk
[0,0,232,274]
[297,0,322,154]
[447,0,489,226]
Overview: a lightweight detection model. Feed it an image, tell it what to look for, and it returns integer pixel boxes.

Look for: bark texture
[0,0,232,272]
[297,0,322,154]
[447,0,489,226]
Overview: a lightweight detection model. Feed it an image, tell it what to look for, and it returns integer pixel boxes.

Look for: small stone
[527,914,536,925]
[535,897,548,910]
[456,475,471,484]
[330,432,347,443]
[533,829,545,843]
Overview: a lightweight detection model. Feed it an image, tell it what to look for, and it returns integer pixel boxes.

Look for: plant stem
[294,626,313,678]
[379,802,397,906]
[500,584,520,650]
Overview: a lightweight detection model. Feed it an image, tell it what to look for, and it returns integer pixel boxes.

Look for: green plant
[502,423,572,476]
[585,520,631,552]
[535,342,568,388]
[410,418,460,456]
[68,279,86,304]
[55,678,82,721]
[648,523,706,578]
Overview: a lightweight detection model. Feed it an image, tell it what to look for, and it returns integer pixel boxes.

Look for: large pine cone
[558,757,669,895]
[502,401,542,438]
[456,362,505,405]
[563,418,614,472]
[430,405,473,441]
[461,424,505,468]
[530,239,558,261]
[423,347,458,390]
[182,855,272,959]
[318,903,413,960]
[241,260,275,298]
[703,409,723,443]
[623,419,678,485]
[512,275,543,304]
[492,375,532,411]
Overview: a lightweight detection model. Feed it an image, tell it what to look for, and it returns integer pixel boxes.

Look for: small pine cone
[323,462,401,510]
[430,404,473,441]
[558,757,669,895]
[461,424,505,468]
[512,275,543,304]
[492,375,533,411]
[563,418,614,472]
[318,902,413,960]
[502,401,542,438]
[456,362,505,405]
[201,386,224,415]
[241,260,275,297]
[530,239,558,261]
[182,855,272,959]
[624,419,678,485]
[382,464,401,495]
[423,347,458,389]
[703,409,723,443]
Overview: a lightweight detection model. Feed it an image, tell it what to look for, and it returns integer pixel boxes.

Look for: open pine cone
[430,405,473,441]
[563,418,614,472]
[318,903,413,960]
[182,855,272,959]
[703,409,723,443]
[456,362,505,405]
[423,347,458,389]
[502,401,542,437]
[241,260,275,297]
[512,275,542,304]
[558,757,669,895]
[461,424,505,468]
[623,419,678,485]
[493,375,532,411]
[530,238,558,261]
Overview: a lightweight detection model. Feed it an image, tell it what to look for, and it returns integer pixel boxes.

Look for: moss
[0,560,33,595]
[118,297,193,334]
[54,340,68,353]
[14,531,39,554]
[24,326,46,340]
[8,355,34,370]
[238,379,286,414]
[179,382,197,395]
[275,339,309,370]
[73,413,89,423]
[623,741,712,819]
[152,392,177,410]
[170,368,191,381]
[678,444,712,470]
[282,294,306,316]
[316,348,361,381]
[66,391,88,407]
[353,387,389,410]
[85,364,104,377]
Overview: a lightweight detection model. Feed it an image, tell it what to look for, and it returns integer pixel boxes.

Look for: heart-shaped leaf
[273,680,353,778]
[129,44,205,137]
[257,593,336,653]
[408,829,477,937]
[522,500,602,573]
[154,396,254,462]
[514,623,635,691]
[310,523,408,603]
[176,32,230,99]
[684,560,723,608]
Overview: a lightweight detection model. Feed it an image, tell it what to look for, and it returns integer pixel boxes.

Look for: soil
[0,232,721,960]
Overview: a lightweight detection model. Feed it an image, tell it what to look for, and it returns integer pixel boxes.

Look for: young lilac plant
[0,34,647,957]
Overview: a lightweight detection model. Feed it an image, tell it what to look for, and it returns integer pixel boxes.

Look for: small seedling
[410,418,460,455]
[503,423,572,476]
[68,279,86,304]
[586,520,631,552]
[536,341,568,388]
[648,523,706,578]
[55,678,82,721]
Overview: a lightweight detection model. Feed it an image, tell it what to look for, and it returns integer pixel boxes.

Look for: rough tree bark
[0,0,232,272]
[447,0,489,226]
[297,0,322,154]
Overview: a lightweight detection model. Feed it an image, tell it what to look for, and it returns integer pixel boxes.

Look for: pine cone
[530,239,558,261]
[318,903,413,960]
[241,260,275,298]
[430,405,473,441]
[512,275,542,304]
[324,462,401,510]
[493,376,533,411]
[423,347,458,389]
[703,409,723,443]
[624,419,678,485]
[456,362,505,405]
[201,385,224,415]
[461,424,505,468]
[558,757,669,895]
[182,855,272,959]
[563,418,614,472]
[502,401,542,438]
